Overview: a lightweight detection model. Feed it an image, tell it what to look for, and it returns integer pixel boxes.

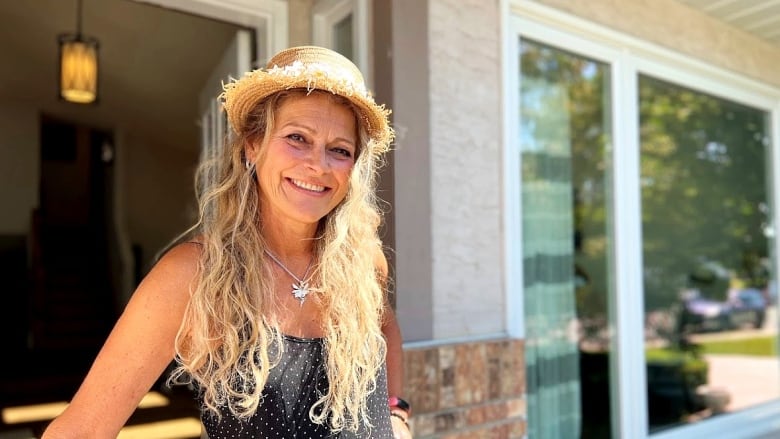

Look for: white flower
[267,61,369,97]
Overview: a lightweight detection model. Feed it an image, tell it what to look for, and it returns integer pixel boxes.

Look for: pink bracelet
[388,396,412,416]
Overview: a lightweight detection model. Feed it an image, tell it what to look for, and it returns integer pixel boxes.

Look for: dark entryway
[1,116,120,408]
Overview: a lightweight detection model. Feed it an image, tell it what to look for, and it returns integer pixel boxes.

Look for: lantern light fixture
[58,0,99,104]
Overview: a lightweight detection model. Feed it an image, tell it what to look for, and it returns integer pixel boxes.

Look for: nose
[304,146,328,174]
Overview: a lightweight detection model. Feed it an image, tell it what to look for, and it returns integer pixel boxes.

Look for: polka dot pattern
[200,335,394,438]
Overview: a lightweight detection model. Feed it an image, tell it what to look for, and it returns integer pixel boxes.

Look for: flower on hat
[265,60,370,99]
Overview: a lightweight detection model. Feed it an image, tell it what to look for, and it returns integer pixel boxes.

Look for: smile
[289,178,327,193]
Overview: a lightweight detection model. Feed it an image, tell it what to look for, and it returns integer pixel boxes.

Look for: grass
[647,335,778,358]
[696,335,777,357]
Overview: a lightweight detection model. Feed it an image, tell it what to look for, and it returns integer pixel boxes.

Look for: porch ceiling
[677,0,780,47]
[0,0,240,150]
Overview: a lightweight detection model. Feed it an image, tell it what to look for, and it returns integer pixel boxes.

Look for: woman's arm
[375,248,412,439]
[374,248,404,396]
[41,242,200,439]
[383,304,412,439]
[382,302,405,398]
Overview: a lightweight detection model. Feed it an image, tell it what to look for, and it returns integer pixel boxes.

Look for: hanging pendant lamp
[58,0,99,104]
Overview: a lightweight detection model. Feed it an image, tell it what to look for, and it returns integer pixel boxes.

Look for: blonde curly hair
[169,88,392,432]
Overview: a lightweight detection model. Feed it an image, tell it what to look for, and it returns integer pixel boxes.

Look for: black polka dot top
[199,335,394,438]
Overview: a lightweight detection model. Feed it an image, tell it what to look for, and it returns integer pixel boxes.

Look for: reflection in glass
[520,38,613,438]
[639,75,777,433]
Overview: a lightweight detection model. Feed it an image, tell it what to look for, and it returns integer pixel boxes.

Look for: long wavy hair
[168,89,391,432]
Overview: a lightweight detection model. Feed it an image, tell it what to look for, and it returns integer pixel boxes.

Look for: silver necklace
[264,249,315,305]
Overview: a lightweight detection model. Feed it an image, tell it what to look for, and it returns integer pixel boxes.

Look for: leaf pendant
[292,281,310,306]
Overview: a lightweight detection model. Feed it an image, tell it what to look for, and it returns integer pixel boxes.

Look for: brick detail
[403,338,526,438]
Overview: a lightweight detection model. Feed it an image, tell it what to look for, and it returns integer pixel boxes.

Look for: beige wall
[533,0,780,88]
[123,133,199,275]
[428,0,504,338]
[0,102,39,235]
[391,0,435,341]
[288,0,314,46]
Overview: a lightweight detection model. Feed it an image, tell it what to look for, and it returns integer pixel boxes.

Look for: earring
[245,158,251,170]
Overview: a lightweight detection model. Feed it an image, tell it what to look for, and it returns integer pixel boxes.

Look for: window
[639,75,778,433]
[510,5,780,438]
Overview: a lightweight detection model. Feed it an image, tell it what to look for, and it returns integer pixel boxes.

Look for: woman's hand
[390,410,413,439]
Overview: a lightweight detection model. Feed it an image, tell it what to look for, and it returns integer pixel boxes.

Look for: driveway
[704,354,779,411]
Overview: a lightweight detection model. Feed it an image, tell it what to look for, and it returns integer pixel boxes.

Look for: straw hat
[221,46,393,149]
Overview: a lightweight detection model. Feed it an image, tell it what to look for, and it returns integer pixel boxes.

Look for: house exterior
[2,0,780,438]
[387,1,780,438]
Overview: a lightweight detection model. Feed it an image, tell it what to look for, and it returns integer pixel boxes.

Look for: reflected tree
[640,75,771,309]
[521,42,611,325]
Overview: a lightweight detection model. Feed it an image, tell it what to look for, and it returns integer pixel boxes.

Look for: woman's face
[248,92,357,229]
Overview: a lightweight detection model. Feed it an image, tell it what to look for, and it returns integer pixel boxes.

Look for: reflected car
[679,288,768,333]
[726,288,766,329]
[679,296,732,333]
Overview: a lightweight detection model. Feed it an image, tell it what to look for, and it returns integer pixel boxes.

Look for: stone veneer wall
[403,338,526,438]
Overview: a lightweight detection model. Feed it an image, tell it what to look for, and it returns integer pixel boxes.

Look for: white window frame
[312,0,373,87]
[504,1,780,438]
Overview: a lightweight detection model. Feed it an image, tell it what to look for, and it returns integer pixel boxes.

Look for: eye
[330,147,353,159]
[287,133,305,143]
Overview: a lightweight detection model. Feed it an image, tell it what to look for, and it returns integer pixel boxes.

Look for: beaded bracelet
[390,411,410,429]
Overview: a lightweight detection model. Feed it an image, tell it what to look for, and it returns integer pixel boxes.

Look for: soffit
[677,0,780,47]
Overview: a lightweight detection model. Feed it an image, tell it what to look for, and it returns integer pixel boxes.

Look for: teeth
[291,178,326,192]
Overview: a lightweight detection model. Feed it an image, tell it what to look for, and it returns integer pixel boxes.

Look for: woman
[42,46,412,438]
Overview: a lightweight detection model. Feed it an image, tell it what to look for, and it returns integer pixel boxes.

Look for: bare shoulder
[39,241,203,438]
[135,241,202,302]
[158,241,202,268]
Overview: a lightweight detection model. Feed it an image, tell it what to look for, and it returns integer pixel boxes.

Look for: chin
[297,205,339,223]
[292,211,330,226]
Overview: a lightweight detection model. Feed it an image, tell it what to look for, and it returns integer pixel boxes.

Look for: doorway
[19,116,118,402]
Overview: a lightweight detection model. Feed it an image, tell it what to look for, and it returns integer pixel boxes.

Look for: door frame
[312,0,373,86]
[130,0,288,65]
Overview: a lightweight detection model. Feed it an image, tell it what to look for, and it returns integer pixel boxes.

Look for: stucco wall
[533,0,780,89]
[287,0,313,46]
[429,0,503,338]
[391,0,434,342]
